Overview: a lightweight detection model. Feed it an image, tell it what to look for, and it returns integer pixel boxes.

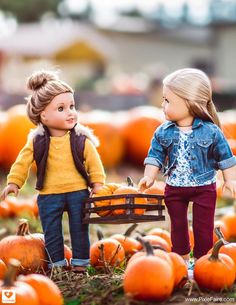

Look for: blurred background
[0,0,236,201]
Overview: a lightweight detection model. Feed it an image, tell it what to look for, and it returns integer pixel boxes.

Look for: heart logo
[4,291,13,298]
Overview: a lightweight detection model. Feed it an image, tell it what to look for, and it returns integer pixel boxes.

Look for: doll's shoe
[71,266,87,273]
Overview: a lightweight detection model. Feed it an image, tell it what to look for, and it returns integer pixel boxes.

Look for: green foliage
[0,0,62,22]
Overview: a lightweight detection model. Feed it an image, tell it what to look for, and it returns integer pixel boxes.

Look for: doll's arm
[138,164,160,191]
[222,165,236,198]
[0,183,19,201]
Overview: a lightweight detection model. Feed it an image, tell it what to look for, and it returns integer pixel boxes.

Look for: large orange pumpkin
[0,105,35,170]
[123,240,174,301]
[0,259,39,305]
[168,252,188,288]
[119,106,164,165]
[90,238,125,268]
[0,111,7,166]
[0,219,46,273]
[194,239,236,291]
[112,177,147,215]
[79,110,125,168]
[19,274,63,305]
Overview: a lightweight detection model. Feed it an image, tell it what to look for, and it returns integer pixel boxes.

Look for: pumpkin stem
[127,176,134,187]
[3,259,21,287]
[136,237,154,256]
[124,223,138,237]
[16,218,30,236]
[97,228,104,240]
[209,239,225,261]
[214,227,228,245]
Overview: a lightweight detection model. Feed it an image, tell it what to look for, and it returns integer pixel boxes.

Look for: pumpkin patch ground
[1,164,236,304]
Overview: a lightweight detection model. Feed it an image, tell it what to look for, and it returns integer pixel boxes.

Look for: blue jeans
[37,189,90,268]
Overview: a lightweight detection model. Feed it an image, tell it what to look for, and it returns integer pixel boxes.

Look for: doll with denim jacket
[0,70,106,272]
[138,68,236,267]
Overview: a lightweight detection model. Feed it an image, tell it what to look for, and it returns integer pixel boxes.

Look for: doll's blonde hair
[163,68,221,128]
[26,70,73,125]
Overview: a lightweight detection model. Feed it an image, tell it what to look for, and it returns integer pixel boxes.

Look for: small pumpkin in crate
[143,181,165,203]
[92,183,120,216]
[112,177,147,215]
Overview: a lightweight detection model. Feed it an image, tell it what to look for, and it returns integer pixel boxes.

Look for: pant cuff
[48,258,68,269]
[70,258,90,266]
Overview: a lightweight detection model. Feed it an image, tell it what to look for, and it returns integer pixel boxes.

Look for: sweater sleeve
[84,139,106,184]
[7,137,34,189]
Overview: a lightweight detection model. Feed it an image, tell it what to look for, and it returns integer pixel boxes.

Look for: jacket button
[191,146,194,149]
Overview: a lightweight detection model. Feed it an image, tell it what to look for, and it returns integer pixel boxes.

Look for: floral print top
[167,130,216,187]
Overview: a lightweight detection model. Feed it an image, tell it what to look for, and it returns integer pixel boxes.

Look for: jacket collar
[163,118,203,130]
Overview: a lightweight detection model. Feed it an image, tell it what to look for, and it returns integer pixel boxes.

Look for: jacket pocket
[160,138,173,147]
[196,139,213,148]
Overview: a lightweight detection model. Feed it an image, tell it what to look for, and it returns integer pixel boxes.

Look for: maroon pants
[164,183,217,259]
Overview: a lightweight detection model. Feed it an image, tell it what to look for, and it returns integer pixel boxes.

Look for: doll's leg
[192,183,217,259]
[66,189,90,267]
[164,185,191,256]
[37,194,66,268]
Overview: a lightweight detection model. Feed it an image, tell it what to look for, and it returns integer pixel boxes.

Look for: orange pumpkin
[0,201,10,218]
[120,106,164,165]
[92,183,120,216]
[0,105,35,170]
[143,181,165,203]
[79,110,125,168]
[194,239,236,291]
[213,220,230,243]
[123,240,174,301]
[168,252,188,289]
[0,219,46,273]
[110,224,142,256]
[0,259,39,305]
[220,214,236,240]
[19,274,63,305]
[147,228,172,248]
[209,227,236,267]
[90,238,125,268]
[0,111,7,166]
[0,260,7,280]
[112,177,147,215]
[141,235,171,252]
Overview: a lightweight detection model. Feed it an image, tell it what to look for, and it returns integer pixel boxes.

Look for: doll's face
[162,86,193,126]
[40,92,77,136]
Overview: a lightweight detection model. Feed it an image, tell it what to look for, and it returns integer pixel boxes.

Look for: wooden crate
[82,193,165,224]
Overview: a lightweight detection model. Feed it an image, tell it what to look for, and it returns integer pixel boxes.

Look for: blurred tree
[0,0,62,23]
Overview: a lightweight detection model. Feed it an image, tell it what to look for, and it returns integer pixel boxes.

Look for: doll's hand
[91,183,104,196]
[0,183,19,201]
[138,176,155,192]
[222,180,236,198]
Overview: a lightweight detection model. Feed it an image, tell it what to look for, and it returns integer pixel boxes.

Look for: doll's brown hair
[163,68,221,128]
[26,70,73,125]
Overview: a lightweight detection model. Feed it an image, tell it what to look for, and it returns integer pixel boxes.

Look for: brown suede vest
[33,125,91,190]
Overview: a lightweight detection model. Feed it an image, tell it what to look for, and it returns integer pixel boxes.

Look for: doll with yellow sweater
[0,70,106,272]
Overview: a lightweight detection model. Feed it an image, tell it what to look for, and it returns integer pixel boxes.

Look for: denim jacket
[144,118,236,185]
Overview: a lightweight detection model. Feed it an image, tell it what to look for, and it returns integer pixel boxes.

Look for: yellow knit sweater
[7,132,106,195]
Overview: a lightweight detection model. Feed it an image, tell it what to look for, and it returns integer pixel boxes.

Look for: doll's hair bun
[27,70,59,91]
